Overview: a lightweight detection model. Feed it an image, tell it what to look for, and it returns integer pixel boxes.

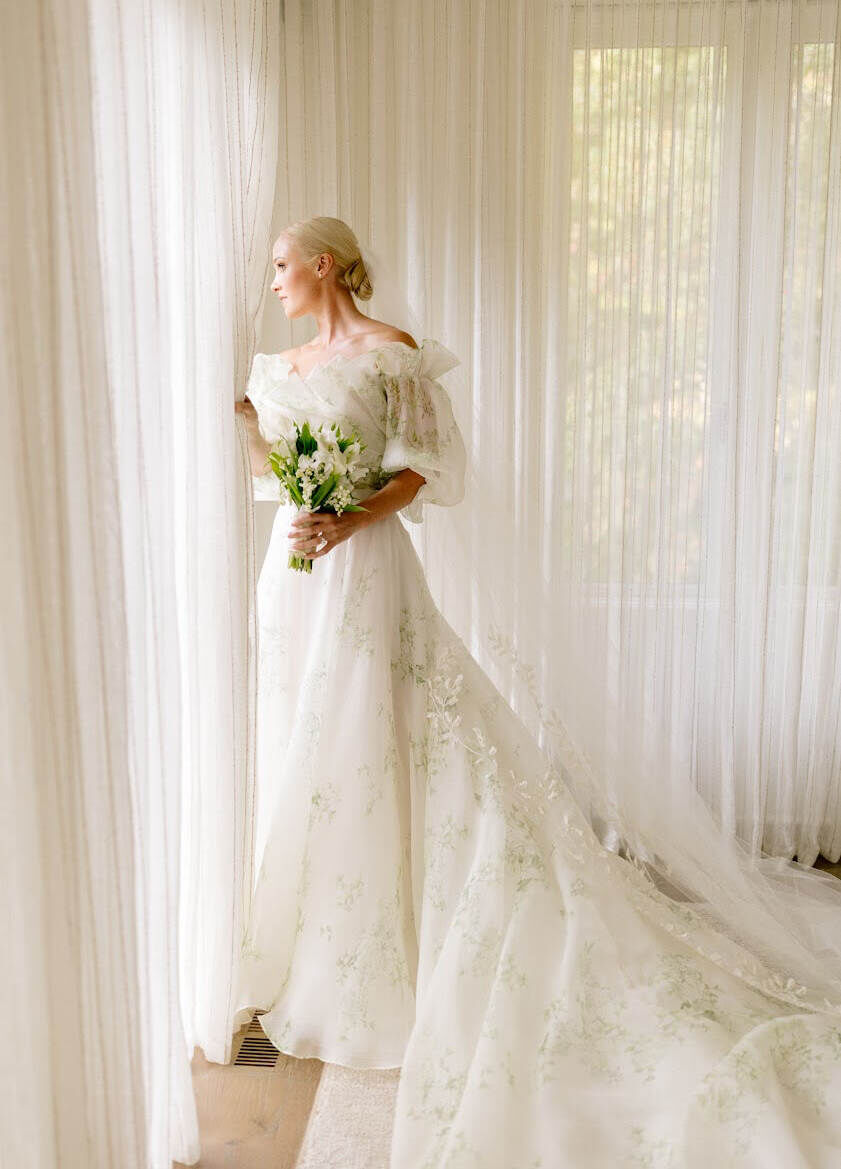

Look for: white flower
[330,444,349,477]
[315,432,337,470]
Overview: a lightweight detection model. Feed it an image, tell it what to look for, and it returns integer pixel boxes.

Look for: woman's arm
[351,468,427,526]
[288,468,426,561]
[234,398,273,477]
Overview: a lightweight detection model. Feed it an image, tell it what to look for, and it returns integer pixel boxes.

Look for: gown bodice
[245,337,466,523]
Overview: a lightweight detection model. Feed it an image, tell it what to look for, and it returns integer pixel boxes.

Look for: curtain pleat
[1,1,180,1163]
[172,0,280,1070]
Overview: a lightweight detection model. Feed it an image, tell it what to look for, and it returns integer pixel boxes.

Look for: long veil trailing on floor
[357,237,841,1021]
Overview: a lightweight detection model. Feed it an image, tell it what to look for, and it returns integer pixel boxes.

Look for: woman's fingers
[288,526,327,552]
[288,510,357,559]
[288,536,321,552]
[290,511,333,532]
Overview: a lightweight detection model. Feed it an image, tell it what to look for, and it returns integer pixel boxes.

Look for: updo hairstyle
[283,215,373,301]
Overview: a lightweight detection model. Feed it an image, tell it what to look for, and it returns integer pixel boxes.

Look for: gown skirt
[233,496,841,1168]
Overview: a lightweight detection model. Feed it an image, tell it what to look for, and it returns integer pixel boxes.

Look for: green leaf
[296,420,317,454]
[311,473,338,509]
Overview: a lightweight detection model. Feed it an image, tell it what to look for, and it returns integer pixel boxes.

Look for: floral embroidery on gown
[235,338,841,1168]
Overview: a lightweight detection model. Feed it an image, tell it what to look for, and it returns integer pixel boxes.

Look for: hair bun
[342,255,373,301]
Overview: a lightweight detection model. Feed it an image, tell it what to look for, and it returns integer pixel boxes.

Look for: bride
[234,216,841,1167]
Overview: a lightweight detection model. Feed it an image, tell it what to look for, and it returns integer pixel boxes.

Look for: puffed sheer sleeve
[375,339,467,524]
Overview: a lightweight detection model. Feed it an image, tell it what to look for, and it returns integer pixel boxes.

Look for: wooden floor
[176,856,841,1168]
[174,1018,400,1169]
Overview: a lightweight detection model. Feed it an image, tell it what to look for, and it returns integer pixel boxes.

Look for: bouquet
[265,418,369,572]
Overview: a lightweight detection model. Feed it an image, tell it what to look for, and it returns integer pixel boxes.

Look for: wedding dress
[234,336,841,1168]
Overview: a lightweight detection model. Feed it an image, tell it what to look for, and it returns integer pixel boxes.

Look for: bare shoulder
[386,328,419,350]
[364,319,419,350]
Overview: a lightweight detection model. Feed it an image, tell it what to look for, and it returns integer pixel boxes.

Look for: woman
[234,216,841,1167]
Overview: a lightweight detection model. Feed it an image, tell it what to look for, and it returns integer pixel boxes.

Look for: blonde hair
[281,215,373,301]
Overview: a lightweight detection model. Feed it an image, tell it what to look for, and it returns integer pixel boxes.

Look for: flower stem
[288,552,313,573]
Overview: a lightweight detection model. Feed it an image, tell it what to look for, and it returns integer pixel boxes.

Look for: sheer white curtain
[1,0,277,1165]
[162,0,280,1069]
[275,0,841,865]
[1,6,157,1163]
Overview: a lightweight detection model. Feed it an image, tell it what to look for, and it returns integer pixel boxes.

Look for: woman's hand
[288,508,370,561]
[235,397,256,417]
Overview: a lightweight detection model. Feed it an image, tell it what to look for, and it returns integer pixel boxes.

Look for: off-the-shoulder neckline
[271,337,427,383]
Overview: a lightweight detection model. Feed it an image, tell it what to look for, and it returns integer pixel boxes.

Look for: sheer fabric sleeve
[244,352,291,501]
[375,339,467,524]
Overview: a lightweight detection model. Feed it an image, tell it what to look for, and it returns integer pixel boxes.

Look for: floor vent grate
[233,1010,280,1068]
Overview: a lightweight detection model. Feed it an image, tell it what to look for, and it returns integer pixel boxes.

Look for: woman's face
[270,235,324,319]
